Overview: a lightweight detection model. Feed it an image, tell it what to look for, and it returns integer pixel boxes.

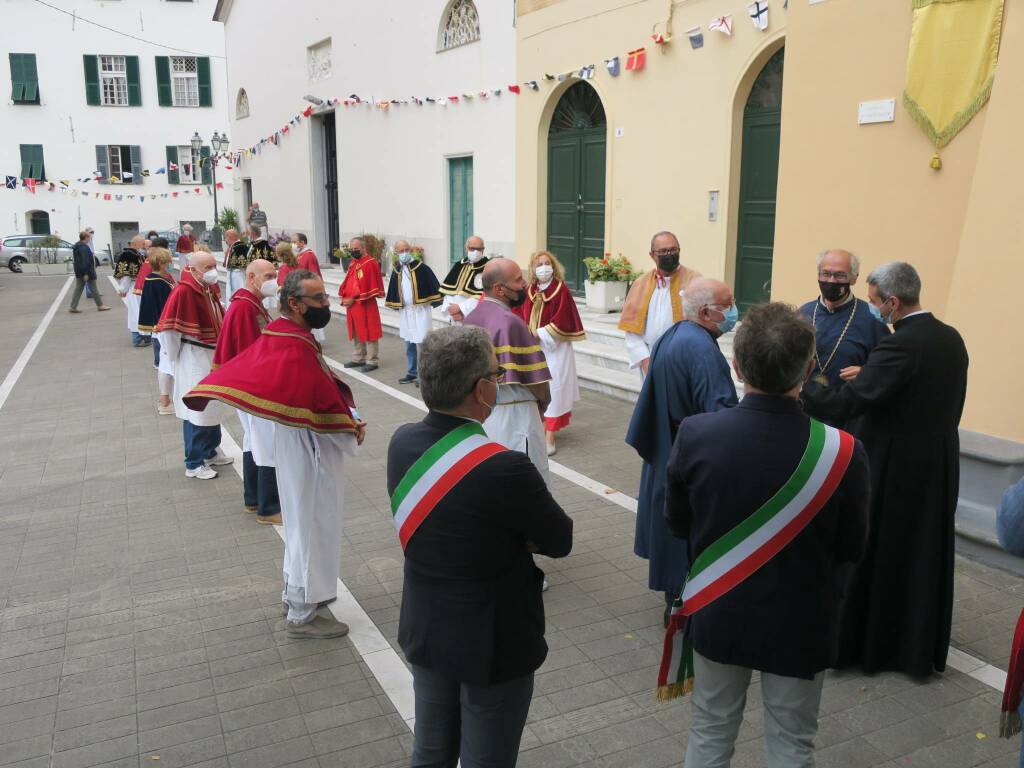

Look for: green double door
[547,130,606,292]
[735,48,785,314]
[449,156,473,264]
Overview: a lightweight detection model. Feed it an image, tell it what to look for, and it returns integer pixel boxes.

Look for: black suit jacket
[666,395,870,679]
[387,412,573,685]
[72,242,96,280]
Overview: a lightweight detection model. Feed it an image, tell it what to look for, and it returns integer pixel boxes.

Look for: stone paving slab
[0,274,1019,767]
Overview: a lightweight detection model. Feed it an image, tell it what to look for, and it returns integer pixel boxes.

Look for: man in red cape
[292,232,322,277]
[155,251,231,479]
[186,269,367,640]
[214,258,281,524]
[339,237,384,372]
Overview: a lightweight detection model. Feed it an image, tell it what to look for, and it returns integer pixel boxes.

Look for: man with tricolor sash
[658,304,869,768]
[386,325,572,767]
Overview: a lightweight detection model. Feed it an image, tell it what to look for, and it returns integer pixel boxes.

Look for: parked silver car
[1,234,110,272]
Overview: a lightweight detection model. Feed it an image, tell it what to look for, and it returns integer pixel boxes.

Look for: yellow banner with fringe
[903,0,1004,168]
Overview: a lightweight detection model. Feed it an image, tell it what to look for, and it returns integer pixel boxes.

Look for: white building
[215,0,516,276]
[0,0,232,257]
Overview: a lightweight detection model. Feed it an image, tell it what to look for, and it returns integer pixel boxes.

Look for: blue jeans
[132,331,144,346]
[405,341,418,378]
[183,421,221,470]
[242,451,281,516]
[410,664,534,768]
[152,337,161,367]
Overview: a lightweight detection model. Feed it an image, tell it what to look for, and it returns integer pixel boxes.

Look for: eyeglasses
[818,270,850,282]
[298,293,330,304]
[482,368,504,384]
[653,248,680,258]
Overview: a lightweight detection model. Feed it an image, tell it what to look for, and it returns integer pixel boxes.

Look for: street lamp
[191,130,229,241]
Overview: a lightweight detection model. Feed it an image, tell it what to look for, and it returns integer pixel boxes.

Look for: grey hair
[867,261,921,304]
[734,303,816,394]
[681,281,717,320]
[650,230,678,253]
[816,249,860,277]
[280,269,317,313]
[419,326,494,411]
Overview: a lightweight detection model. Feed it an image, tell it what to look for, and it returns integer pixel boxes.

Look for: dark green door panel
[448,157,473,265]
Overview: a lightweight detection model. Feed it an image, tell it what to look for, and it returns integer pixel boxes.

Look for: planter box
[584,280,628,313]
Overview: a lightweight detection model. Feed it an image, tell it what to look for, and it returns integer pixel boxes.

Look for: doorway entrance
[735,47,784,314]
[448,156,473,265]
[546,82,606,293]
[27,210,50,235]
[323,112,340,262]
[110,221,139,256]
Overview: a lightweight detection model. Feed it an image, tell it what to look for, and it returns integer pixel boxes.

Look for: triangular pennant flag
[526,80,539,91]
[626,48,646,72]
[652,33,668,45]
[605,56,621,77]
[224,164,233,170]
[24,178,36,194]
[302,105,314,117]
[282,125,290,133]
[448,96,459,102]
[172,192,178,198]
[687,27,704,49]
[5,176,16,190]
[103,193,111,201]
[194,187,201,194]
[155,167,166,174]
[509,84,521,94]
[48,182,55,191]
[747,1,768,31]
[115,194,123,201]
[709,15,733,36]
[215,182,224,190]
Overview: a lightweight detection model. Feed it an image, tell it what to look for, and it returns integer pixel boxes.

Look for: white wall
[0,0,232,255]
[220,0,516,277]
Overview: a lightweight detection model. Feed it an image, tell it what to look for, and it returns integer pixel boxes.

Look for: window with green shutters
[20,145,45,181]
[156,55,211,107]
[10,54,39,104]
[84,55,141,106]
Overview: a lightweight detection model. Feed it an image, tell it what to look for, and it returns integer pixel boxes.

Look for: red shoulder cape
[213,288,271,368]
[517,280,587,343]
[185,317,359,434]
[155,268,224,344]
[339,256,384,341]
[132,261,153,295]
[297,250,322,277]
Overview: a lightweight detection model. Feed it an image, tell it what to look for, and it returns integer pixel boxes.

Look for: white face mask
[467,249,484,263]
[398,251,413,265]
[201,269,219,285]
[535,265,554,282]
[260,278,278,298]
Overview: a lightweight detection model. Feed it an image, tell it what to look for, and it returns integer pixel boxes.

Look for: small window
[171,56,199,107]
[176,146,199,184]
[107,144,133,181]
[438,0,481,52]
[99,55,128,106]
[236,88,249,119]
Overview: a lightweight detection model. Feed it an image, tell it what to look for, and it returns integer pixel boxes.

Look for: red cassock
[132,261,153,296]
[155,268,224,344]
[297,249,322,277]
[514,279,587,342]
[184,317,359,435]
[277,263,294,287]
[338,255,384,342]
[213,288,271,368]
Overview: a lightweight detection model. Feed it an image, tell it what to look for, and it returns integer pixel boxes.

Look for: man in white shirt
[439,235,489,323]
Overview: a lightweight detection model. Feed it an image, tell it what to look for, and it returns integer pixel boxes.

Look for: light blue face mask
[398,251,413,265]
[868,298,893,324]
[713,303,739,334]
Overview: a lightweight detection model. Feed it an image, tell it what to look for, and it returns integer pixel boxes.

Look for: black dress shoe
[343,361,365,368]
[398,374,417,384]
[360,364,378,372]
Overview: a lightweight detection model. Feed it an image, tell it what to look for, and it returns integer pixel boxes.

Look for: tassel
[1001,709,1021,738]
[930,152,943,170]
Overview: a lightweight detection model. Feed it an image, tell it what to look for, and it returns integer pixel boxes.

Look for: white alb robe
[276,425,358,603]
[119,277,140,333]
[441,294,480,323]
[398,266,434,344]
[537,327,579,420]
[156,330,225,427]
[226,269,245,305]
[249,415,276,468]
[624,281,675,370]
[483,383,549,485]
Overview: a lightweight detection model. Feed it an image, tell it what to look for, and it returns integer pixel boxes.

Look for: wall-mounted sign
[858,99,896,125]
[708,190,719,222]
[615,127,625,138]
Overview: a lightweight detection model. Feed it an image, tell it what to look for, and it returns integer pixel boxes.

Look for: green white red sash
[656,419,855,701]
[390,421,507,550]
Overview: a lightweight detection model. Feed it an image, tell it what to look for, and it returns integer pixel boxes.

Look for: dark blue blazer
[666,394,870,679]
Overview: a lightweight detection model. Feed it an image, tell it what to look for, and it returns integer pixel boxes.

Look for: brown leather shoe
[69,309,82,314]
[286,615,349,639]
[243,505,258,514]
[256,513,282,525]
[97,305,111,311]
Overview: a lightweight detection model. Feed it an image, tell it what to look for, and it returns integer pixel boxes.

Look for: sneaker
[205,448,234,467]
[542,578,550,592]
[243,505,258,514]
[359,364,378,373]
[157,404,175,415]
[256,513,282,525]
[286,614,349,639]
[185,465,217,480]
[69,309,82,314]
[398,374,417,384]
[97,306,111,312]
[343,361,365,369]
[546,442,557,457]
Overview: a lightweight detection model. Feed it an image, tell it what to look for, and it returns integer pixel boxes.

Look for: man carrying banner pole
[658,304,869,768]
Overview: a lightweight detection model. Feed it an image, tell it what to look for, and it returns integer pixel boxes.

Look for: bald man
[799,249,889,397]
[626,277,738,623]
[439,235,490,323]
[215,258,282,520]
[464,258,552,482]
[114,234,149,346]
[155,252,231,479]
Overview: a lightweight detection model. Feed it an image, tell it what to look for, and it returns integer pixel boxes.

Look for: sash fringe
[1001,710,1021,738]
[656,679,693,702]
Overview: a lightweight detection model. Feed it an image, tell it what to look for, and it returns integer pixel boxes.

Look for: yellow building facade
[516,0,1023,445]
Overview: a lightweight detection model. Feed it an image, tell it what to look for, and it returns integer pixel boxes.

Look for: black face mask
[818,281,850,303]
[657,252,680,273]
[504,286,527,309]
[349,249,362,258]
[302,303,332,329]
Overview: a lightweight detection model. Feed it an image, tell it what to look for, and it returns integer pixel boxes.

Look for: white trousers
[685,652,824,768]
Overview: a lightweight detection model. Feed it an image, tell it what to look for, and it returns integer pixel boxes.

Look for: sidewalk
[0,274,1019,767]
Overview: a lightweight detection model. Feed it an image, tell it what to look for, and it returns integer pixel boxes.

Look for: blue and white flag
[748,0,769,31]
[4,176,16,190]
[687,27,704,49]
[605,56,621,77]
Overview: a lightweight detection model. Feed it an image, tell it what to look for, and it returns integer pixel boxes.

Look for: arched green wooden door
[735,48,784,314]
[547,82,607,292]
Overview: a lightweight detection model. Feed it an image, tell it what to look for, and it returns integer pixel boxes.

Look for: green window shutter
[22,54,38,102]
[166,146,179,185]
[155,56,172,106]
[197,57,212,107]
[20,145,44,180]
[19,145,31,179]
[200,146,212,184]
[83,55,100,105]
[125,56,141,106]
[130,145,143,185]
[95,145,109,185]
[10,54,25,102]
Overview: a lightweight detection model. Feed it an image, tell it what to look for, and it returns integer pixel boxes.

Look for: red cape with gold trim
[184,317,359,435]
[339,255,384,342]
[155,268,224,345]
[515,279,587,344]
[297,249,322,277]
[213,288,271,368]
[132,261,152,295]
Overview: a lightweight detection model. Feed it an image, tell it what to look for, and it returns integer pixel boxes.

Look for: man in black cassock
[802,261,968,677]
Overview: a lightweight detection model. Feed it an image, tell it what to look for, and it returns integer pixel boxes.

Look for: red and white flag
[626,47,647,72]
[709,15,733,36]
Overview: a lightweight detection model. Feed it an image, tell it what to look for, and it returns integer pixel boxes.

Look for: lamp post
[191,130,229,239]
